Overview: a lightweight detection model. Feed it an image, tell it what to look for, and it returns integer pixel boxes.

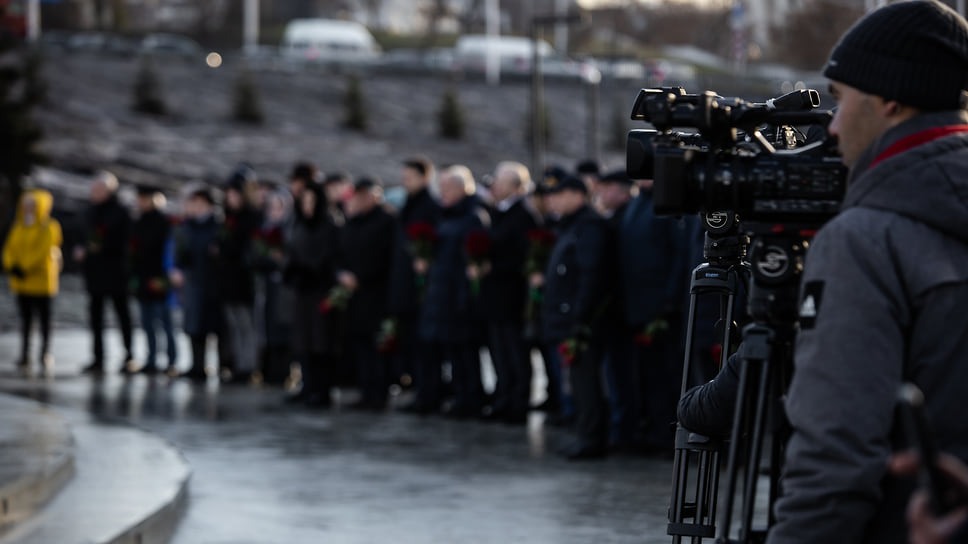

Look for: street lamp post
[530,12,585,176]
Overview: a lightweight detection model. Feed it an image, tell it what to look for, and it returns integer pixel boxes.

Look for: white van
[281,19,381,63]
[454,34,553,75]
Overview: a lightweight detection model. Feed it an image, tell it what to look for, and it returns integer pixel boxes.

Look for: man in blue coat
[620,175,694,453]
[415,165,489,417]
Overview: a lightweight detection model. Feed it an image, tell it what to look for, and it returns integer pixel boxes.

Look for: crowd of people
[3,155,712,460]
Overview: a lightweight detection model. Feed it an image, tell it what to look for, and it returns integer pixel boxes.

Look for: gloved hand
[9,265,25,279]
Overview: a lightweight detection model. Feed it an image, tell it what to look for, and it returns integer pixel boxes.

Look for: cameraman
[767,2,968,543]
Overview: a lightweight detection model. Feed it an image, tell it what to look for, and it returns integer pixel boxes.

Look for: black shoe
[545,412,576,428]
[530,398,558,412]
[303,393,332,409]
[81,361,104,375]
[503,412,528,426]
[139,365,159,376]
[399,400,437,415]
[179,369,207,382]
[560,442,608,461]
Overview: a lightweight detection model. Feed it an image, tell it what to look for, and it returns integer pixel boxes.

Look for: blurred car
[139,33,203,59]
[280,19,381,65]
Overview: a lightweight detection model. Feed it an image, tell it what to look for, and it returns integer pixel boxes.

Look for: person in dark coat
[171,187,223,381]
[218,167,262,383]
[252,189,293,385]
[129,185,176,375]
[526,166,572,421]
[597,170,641,451]
[337,177,398,410]
[288,162,318,221]
[74,171,135,374]
[541,175,610,460]
[479,161,538,424]
[620,175,694,453]
[415,165,489,417]
[284,182,340,408]
[390,156,441,397]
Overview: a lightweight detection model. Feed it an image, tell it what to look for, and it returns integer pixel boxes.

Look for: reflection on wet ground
[0,330,675,543]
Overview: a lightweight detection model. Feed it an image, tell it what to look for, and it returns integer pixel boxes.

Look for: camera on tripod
[625,87,847,228]
[624,88,849,544]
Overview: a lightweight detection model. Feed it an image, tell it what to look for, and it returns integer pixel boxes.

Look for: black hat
[543,164,568,184]
[545,175,588,195]
[324,170,351,185]
[575,159,600,176]
[354,176,382,192]
[290,162,318,183]
[188,187,215,205]
[823,0,968,111]
[403,156,433,177]
[227,164,256,191]
[599,169,633,186]
[135,184,161,196]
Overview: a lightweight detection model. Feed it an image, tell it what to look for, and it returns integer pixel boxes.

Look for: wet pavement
[0,329,677,544]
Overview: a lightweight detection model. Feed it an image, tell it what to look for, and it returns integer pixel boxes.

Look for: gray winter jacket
[768,110,968,543]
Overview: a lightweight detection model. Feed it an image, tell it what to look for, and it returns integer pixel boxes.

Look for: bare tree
[770,0,864,70]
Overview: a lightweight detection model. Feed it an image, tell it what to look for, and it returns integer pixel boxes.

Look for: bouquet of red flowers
[558,337,587,367]
[633,318,670,347]
[375,318,399,355]
[525,228,557,275]
[464,229,492,296]
[523,228,557,325]
[253,226,285,258]
[319,285,353,314]
[407,221,437,289]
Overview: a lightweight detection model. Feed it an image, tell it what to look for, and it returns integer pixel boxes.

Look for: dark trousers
[300,352,332,401]
[569,340,609,449]
[139,300,177,369]
[602,333,641,448]
[489,322,531,419]
[353,335,387,407]
[541,341,575,417]
[638,331,685,449]
[17,295,52,361]
[189,334,211,376]
[418,341,483,414]
[88,291,133,363]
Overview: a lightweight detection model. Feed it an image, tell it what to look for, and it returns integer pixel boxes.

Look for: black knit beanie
[823,0,968,110]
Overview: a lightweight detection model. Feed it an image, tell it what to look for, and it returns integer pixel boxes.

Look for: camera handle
[716,230,804,544]
[669,212,751,544]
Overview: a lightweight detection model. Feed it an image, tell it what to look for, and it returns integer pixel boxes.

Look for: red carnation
[406,221,437,243]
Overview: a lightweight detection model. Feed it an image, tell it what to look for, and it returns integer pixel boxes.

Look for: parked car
[280,19,381,64]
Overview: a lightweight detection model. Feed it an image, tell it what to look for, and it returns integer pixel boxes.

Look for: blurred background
[0,0,961,245]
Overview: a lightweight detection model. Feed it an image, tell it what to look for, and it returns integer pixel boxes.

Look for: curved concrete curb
[0,397,75,531]
[0,410,191,544]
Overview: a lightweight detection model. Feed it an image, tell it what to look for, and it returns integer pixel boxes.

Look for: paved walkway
[0,329,679,544]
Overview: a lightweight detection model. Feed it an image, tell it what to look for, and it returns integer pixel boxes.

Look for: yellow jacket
[2,189,63,296]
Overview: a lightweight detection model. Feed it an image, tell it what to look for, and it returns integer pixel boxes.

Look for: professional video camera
[626,87,847,228]
[626,89,848,544]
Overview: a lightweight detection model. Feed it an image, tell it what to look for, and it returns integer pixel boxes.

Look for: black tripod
[669,211,750,544]
[714,226,809,544]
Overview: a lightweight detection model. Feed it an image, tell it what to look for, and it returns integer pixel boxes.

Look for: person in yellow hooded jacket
[2,189,62,375]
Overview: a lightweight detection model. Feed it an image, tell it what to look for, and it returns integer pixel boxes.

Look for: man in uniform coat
[338,177,398,410]
[541,175,609,459]
[75,171,134,374]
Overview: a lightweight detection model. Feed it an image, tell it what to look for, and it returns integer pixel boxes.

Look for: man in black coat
[130,185,176,375]
[391,156,441,398]
[219,168,262,383]
[337,177,398,410]
[75,171,134,374]
[598,170,641,451]
[479,161,538,424]
[416,165,489,417]
[541,175,610,459]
